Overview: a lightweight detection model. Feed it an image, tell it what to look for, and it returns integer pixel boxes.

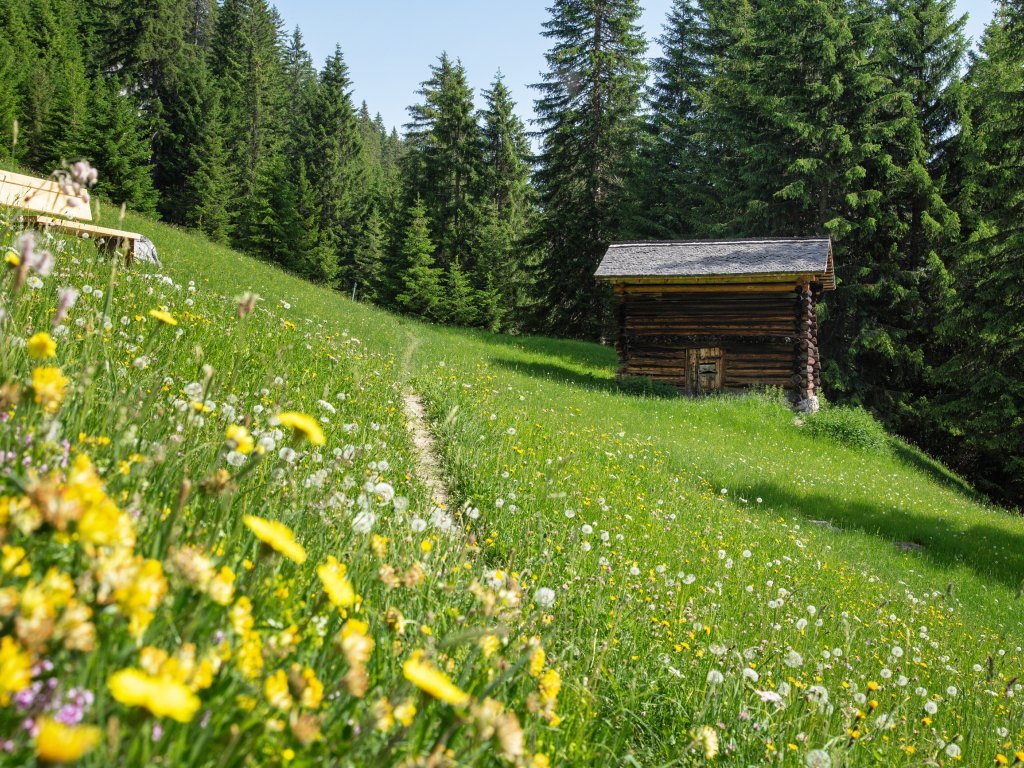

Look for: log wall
[615,284,822,398]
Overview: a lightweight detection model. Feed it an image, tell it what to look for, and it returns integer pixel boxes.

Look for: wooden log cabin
[595,238,835,408]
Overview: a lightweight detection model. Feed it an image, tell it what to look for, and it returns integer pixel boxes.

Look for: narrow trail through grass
[402,390,450,512]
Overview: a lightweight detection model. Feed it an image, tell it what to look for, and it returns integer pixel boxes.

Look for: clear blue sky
[275,0,996,134]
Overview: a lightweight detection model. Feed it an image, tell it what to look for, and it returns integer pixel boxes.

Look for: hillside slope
[136,213,1024,763]
[2,208,1022,766]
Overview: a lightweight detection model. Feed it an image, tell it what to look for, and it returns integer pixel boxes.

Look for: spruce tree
[440,258,479,326]
[86,77,158,213]
[184,83,232,243]
[210,0,286,249]
[281,27,319,165]
[627,0,713,238]
[0,2,31,161]
[473,201,514,331]
[290,159,322,277]
[531,0,648,337]
[352,207,387,303]
[156,53,217,224]
[478,73,534,325]
[309,45,366,287]
[36,47,92,170]
[405,54,485,272]
[85,0,203,216]
[829,0,965,434]
[395,198,443,320]
[0,37,19,159]
[479,74,532,227]
[937,2,1024,502]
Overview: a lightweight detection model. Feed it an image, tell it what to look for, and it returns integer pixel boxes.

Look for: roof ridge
[608,237,830,248]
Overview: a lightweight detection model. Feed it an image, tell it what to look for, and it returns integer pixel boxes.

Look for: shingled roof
[595,238,835,289]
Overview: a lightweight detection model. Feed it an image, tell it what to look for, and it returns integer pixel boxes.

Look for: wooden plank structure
[0,169,143,263]
[595,238,835,408]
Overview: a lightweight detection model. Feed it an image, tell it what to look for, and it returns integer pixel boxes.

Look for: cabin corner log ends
[595,238,835,406]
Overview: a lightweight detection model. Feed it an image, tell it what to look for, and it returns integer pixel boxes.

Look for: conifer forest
[1,0,1021,507]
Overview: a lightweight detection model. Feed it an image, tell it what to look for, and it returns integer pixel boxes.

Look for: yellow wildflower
[2,544,31,577]
[35,718,101,764]
[230,596,254,635]
[208,566,235,606]
[76,495,128,547]
[340,619,374,667]
[113,558,167,639]
[531,755,551,768]
[394,698,417,727]
[529,645,545,677]
[243,515,306,564]
[276,411,325,446]
[696,725,719,759]
[0,636,32,706]
[402,650,470,707]
[108,668,201,722]
[480,634,500,659]
[27,331,56,360]
[237,632,264,679]
[264,669,293,711]
[297,666,324,709]
[148,308,177,326]
[32,366,69,413]
[225,424,254,454]
[317,557,356,608]
[539,668,561,707]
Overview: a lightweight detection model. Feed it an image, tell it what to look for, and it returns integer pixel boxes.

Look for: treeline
[0,0,534,329]
[0,0,1021,504]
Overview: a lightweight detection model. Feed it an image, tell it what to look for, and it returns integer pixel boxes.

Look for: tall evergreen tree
[699,0,881,238]
[308,45,366,287]
[627,0,713,238]
[395,197,443,320]
[210,0,286,249]
[478,72,534,327]
[183,83,232,243]
[36,46,92,170]
[405,54,485,272]
[440,258,479,326]
[937,1,1024,503]
[531,0,648,337]
[352,207,387,303]
[0,36,19,158]
[86,76,158,213]
[281,27,318,164]
[816,0,964,433]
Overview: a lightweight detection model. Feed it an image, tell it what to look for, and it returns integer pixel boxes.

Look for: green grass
[2,207,1023,767]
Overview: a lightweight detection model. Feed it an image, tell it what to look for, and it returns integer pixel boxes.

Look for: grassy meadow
[1,202,1023,767]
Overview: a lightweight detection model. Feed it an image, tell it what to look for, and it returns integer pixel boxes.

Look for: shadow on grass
[889,439,985,503]
[749,481,1024,591]
[477,332,618,372]
[489,356,682,400]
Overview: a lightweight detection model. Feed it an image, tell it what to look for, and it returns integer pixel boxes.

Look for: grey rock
[134,235,160,266]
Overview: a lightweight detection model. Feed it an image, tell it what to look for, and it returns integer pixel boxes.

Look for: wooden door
[686,348,723,394]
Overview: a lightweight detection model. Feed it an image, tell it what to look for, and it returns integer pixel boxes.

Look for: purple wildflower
[53,287,79,327]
